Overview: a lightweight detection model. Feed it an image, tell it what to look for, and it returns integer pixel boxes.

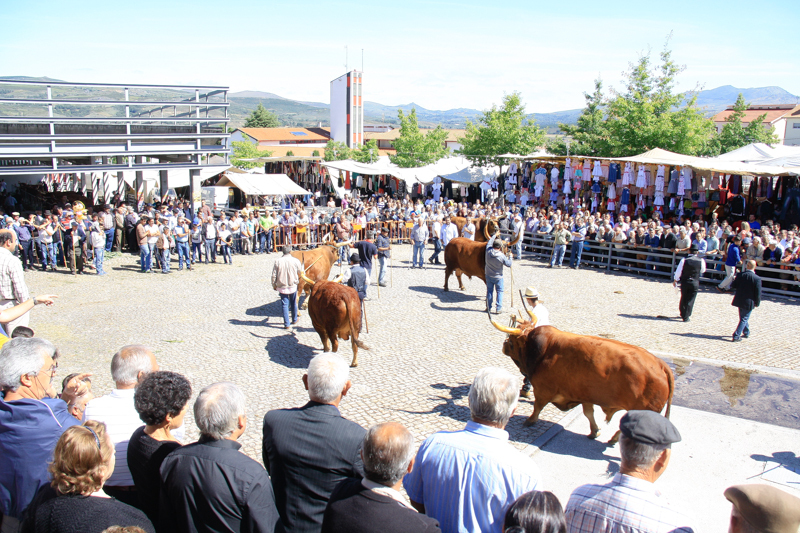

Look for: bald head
[745,260,757,271]
[361,422,415,488]
[111,344,157,387]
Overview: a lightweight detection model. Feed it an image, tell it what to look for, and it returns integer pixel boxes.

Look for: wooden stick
[362,299,369,334]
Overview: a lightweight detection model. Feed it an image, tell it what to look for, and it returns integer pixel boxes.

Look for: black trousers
[679,283,699,320]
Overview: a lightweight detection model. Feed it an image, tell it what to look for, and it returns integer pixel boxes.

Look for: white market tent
[320,156,499,185]
[215,172,311,196]
[715,142,800,163]
[612,147,795,176]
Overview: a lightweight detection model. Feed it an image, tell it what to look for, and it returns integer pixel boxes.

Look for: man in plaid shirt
[565,411,695,533]
[0,229,30,334]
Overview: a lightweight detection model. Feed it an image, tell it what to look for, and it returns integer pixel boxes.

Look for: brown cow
[443,230,521,291]
[292,238,348,309]
[451,217,501,243]
[489,309,674,444]
[300,273,369,367]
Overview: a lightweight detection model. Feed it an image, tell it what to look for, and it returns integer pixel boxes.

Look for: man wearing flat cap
[725,484,800,533]
[565,410,696,533]
[673,243,706,322]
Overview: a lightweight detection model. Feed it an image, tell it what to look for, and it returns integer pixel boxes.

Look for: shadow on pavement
[618,313,681,321]
[539,425,621,475]
[408,285,478,303]
[265,333,318,369]
[670,332,731,341]
[396,382,472,423]
[430,302,482,313]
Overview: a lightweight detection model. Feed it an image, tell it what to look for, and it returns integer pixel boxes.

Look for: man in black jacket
[262,353,366,533]
[672,243,705,322]
[159,382,284,533]
[731,260,762,342]
[322,422,441,533]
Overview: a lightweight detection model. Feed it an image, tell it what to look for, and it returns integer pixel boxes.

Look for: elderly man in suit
[731,260,762,342]
[262,353,366,533]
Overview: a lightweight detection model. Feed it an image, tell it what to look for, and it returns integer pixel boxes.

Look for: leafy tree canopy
[390,108,449,168]
[231,140,269,170]
[711,93,779,155]
[351,139,381,164]
[324,140,351,161]
[457,92,545,167]
[244,103,280,128]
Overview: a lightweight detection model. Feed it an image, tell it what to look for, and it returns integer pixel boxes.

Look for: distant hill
[4,77,799,131]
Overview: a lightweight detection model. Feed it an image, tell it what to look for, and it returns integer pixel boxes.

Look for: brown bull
[489,308,674,444]
[300,273,369,367]
[292,238,348,309]
[451,217,501,243]
[443,230,521,291]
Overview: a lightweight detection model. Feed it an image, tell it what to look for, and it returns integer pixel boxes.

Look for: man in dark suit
[262,353,366,533]
[731,260,762,342]
[672,243,706,322]
[321,422,441,533]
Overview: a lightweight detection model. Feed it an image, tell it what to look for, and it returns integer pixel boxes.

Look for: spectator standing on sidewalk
[410,217,428,269]
[730,260,761,342]
[549,223,572,268]
[568,217,587,269]
[718,236,743,292]
[375,227,390,288]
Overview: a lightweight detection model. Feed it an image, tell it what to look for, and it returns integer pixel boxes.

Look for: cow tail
[664,364,675,419]
[345,297,369,350]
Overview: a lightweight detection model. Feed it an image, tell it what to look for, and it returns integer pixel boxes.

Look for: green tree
[244,103,280,128]
[351,139,381,163]
[457,92,545,167]
[601,40,715,156]
[547,79,611,157]
[390,108,449,168]
[286,150,294,156]
[312,149,320,157]
[231,140,269,170]
[713,93,779,155]
[324,140,351,161]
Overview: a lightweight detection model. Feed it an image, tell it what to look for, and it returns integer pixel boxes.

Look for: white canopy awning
[320,156,499,185]
[613,148,793,176]
[118,165,230,188]
[215,173,310,196]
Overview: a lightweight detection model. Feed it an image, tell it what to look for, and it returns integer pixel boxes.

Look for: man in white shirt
[440,216,458,249]
[272,245,303,330]
[84,345,177,507]
[462,218,476,241]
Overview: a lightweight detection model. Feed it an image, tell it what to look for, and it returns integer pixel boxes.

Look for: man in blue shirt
[485,234,512,314]
[718,236,743,292]
[403,367,540,533]
[0,338,81,529]
[375,227,391,288]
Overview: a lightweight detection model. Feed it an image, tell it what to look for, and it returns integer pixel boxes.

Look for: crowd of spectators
[2,338,800,533]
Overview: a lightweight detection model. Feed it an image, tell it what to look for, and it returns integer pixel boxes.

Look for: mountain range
[1,77,797,132]
[228,85,799,131]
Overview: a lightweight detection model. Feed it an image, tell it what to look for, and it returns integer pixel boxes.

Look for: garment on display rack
[667,169,679,194]
[591,194,598,212]
[621,162,633,186]
[583,160,591,181]
[550,166,560,188]
[637,193,646,211]
[563,178,571,195]
[607,183,617,200]
[608,163,620,183]
[591,180,601,193]
[654,190,665,206]
[592,160,602,181]
[655,167,665,192]
[635,165,647,188]
[601,161,609,179]
[608,199,616,211]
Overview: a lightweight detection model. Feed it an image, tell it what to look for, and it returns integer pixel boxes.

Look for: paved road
[26,244,799,463]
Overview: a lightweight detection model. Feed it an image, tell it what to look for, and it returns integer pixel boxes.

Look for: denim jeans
[339,240,349,264]
[177,241,190,269]
[205,238,217,263]
[139,245,151,272]
[265,229,274,252]
[279,291,298,327]
[191,241,203,263]
[161,248,171,273]
[513,240,522,259]
[569,240,585,267]
[232,232,241,254]
[430,238,442,263]
[551,244,566,266]
[413,241,425,267]
[221,244,232,264]
[486,276,504,311]
[378,255,388,285]
[733,307,752,339]
[94,247,105,274]
[104,228,115,251]
[40,242,56,269]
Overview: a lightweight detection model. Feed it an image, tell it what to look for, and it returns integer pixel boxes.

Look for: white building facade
[330,71,363,148]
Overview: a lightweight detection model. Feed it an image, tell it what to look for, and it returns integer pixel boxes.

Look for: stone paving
[25,243,799,463]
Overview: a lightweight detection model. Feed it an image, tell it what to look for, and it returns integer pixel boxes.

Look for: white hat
[524,287,539,298]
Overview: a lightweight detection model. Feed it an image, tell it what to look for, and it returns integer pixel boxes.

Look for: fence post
[606,245,612,271]
[670,251,677,278]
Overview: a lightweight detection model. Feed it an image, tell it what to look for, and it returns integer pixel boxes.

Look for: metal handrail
[0,79,228,91]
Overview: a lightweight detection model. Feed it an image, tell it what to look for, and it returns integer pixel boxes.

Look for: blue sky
[2,0,798,113]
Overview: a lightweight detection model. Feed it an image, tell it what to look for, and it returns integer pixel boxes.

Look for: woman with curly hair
[127,371,191,525]
[22,420,155,533]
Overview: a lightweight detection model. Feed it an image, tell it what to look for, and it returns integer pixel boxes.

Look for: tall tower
[330,70,363,148]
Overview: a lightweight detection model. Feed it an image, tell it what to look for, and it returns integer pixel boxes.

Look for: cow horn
[332,273,344,283]
[488,312,522,336]
[483,220,491,240]
[334,240,349,248]
[509,228,522,246]
[300,272,315,286]
[322,232,332,244]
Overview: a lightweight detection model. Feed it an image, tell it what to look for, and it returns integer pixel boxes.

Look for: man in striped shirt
[565,410,695,533]
[403,367,540,533]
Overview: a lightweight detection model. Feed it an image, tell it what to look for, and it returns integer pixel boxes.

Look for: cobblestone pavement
[26,244,799,462]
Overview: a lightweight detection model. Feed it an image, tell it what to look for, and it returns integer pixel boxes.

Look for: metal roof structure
[0,78,231,177]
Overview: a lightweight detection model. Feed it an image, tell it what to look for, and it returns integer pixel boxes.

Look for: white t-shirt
[531,303,550,327]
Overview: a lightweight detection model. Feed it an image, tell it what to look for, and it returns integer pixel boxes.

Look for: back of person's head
[0,337,56,392]
[468,367,519,427]
[361,422,415,487]
[306,353,349,404]
[110,345,155,386]
[725,484,800,533]
[194,382,246,440]
[504,490,566,533]
[134,371,192,426]
[50,420,114,496]
[283,245,293,255]
[0,229,15,247]
[10,325,34,338]
[350,252,360,264]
